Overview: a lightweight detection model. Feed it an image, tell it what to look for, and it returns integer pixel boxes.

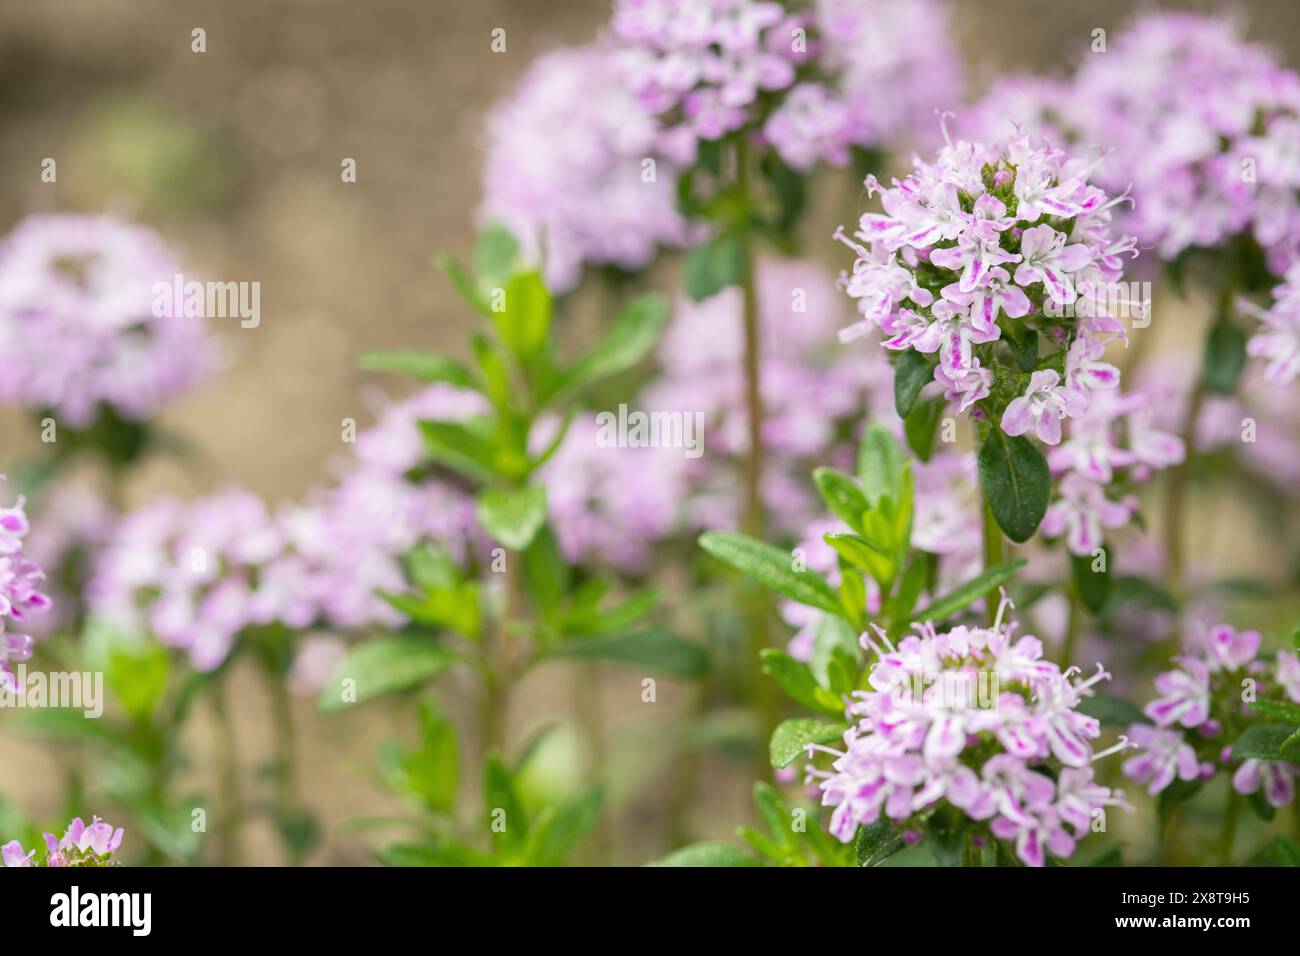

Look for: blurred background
[2,0,1298,864]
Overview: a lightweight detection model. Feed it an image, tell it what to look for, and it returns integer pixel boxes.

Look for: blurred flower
[1239,262,1300,386]
[0,214,217,426]
[480,43,695,291]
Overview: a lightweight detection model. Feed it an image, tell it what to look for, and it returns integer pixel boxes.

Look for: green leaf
[376,840,495,867]
[854,820,904,867]
[1251,836,1300,867]
[1231,723,1295,761]
[858,423,905,508]
[809,614,862,689]
[1284,728,1300,760]
[769,717,849,769]
[396,698,459,815]
[107,644,169,722]
[494,271,551,364]
[650,841,760,867]
[420,418,504,483]
[977,431,1050,543]
[359,350,479,390]
[553,628,710,678]
[684,233,745,301]
[475,485,547,551]
[699,531,842,615]
[894,350,932,419]
[381,579,481,640]
[471,333,512,409]
[1248,699,1300,725]
[760,650,845,717]
[759,151,807,232]
[559,294,667,396]
[317,639,460,713]
[484,755,528,855]
[1003,322,1039,372]
[525,785,604,866]
[1077,694,1150,726]
[523,526,570,623]
[824,532,895,587]
[911,559,1027,625]
[1203,314,1247,394]
[884,558,929,629]
[903,398,944,462]
[812,467,868,535]
[1071,550,1110,614]
[474,223,520,293]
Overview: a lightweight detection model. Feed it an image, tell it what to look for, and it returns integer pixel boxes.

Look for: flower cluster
[0,214,217,427]
[611,0,807,159]
[86,384,488,673]
[1041,388,1185,555]
[808,595,1129,866]
[1070,12,1300,271]
[479,43,695,292]
[1239,262,1300,387]
[0,487,52,692]
[3,817,124,867]
[1124,625,1300,807]
[836,129,1139,445]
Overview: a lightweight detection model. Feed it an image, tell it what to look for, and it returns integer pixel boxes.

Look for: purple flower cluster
[1124,625,1300,806]
[836,129,1139,445]
[86,384,488,673]
[0,215,217,427]
[1071,13,1300,270]
[3,817,124,867]
[612,0,807,157]
[480,44,696,292]
[809,596,1129,866]
[0,486,52,692]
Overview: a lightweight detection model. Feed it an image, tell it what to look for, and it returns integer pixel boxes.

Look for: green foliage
[317,639,461,714]
[769,717,849,769]
[978,430,1050,543]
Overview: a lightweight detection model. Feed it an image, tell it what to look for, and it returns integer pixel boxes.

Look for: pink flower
[1122,724,1201,796]
[1001,369,1086,445]
[1232,759,1297,808]
[1202,625,1261,671]
[1240,263,1300,387]
[1144,657,1211,729]
[1040,473,1135,555]
[2,841,33,867]
[934,359,991,413]
[1013,225,1093,305]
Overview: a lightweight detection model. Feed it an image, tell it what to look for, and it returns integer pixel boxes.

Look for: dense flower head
[1071,12,1300,269]
[808,595,1129,866]
[87,491,291,671]
[2,816,123,867]
[612,0,805,157]
[0,214,217,427]
[479,43,696,292]
[836,128,1140,446]
[1124,624,1300,806]
[0,485,52,692]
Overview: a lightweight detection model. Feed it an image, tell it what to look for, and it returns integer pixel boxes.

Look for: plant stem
[1163,378,1205,598]
[210,681,243,866]
[1218,789,1242,865]
[483,550,520,754]
[734,137,776,761]
[262,662,305,864]
[574,661,610,863]
[981,499,1004,627]
[1062,585,1082,670]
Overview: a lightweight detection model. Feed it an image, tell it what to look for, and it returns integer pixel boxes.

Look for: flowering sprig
[2,817,124,868]
[835,128,1140,543]
[1124,625,1300,810]
[807,593,1130,867]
